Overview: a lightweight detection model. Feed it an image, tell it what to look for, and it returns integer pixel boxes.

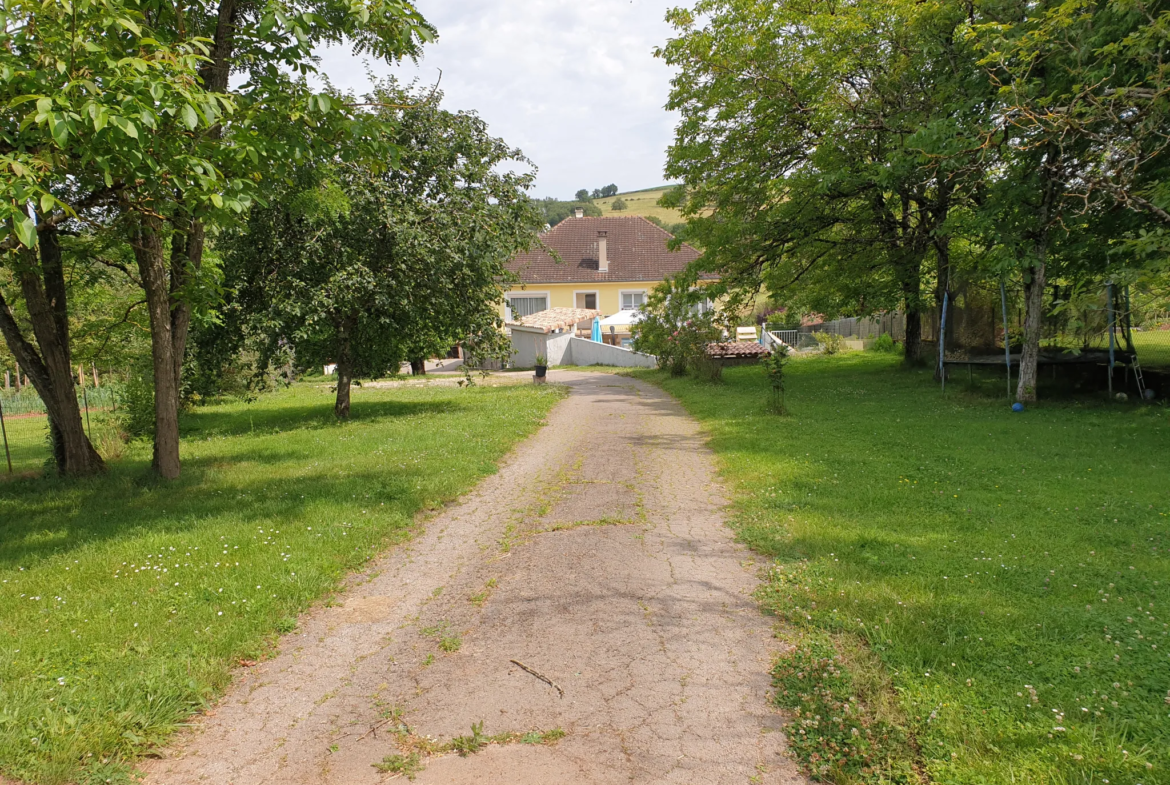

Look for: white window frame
[505,290,551,318]
[692,297,715,315]
[573,289,600,311]
[620,289,648,311]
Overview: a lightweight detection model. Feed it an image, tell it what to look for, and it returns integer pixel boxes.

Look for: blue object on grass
[1012,402,1024,412]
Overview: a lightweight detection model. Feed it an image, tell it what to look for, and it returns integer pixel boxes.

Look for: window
[583,293,597,309]
[508,295,547,318]
[692,298,714,315]
[621,291,646,311]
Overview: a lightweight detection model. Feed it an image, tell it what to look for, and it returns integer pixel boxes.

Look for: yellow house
[502,213,708,346]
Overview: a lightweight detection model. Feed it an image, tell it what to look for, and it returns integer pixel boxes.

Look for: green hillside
[593,186,687,224]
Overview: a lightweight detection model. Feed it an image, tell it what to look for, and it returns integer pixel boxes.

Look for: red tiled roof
[508,307,601,334]
[507,216,709,284]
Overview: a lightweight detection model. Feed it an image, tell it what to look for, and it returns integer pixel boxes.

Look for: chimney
[597,230,608,273]
[573,207,584,219]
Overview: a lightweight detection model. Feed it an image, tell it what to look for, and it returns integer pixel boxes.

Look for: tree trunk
[169,216,206,393]
[132,216,182,479]
[334,321,353,419]
[155,0,235,408]
[903,309,923,365]
[0,235,104,475]
[1016,259,1047,402]
[933,234,952,381]
[898,257,925,366]
[1017,148,1058,403]
[410,358,426,376]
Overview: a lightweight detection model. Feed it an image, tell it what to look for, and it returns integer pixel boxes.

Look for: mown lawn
[638,354,1169,785]
[0,381,564,785]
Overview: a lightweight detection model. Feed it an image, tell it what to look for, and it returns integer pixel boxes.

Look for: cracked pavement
[143,371,807,785]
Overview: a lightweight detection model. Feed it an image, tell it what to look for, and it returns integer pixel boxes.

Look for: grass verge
[634,353,1169,784]
[0,381,564,784]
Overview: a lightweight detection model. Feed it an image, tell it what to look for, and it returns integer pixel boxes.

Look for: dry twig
[510,659,564,698]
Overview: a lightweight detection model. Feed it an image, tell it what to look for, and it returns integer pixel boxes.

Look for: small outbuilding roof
[508,307,601,334]
[706,342,770,358]
[598,310,645,328]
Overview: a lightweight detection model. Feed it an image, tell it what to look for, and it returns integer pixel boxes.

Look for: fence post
[82,384,91,440]
[0,395,11,474]
[14,363,20,393]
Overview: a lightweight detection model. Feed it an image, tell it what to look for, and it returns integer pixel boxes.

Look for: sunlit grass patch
[0,381,564,784]
[636,354,1170,784]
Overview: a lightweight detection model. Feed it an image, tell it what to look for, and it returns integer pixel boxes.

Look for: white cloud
[315,0,681,198]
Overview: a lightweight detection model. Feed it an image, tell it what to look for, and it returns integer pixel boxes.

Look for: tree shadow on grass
[181,397,464,440]
[0,454,450,568]
[0,395,478,568]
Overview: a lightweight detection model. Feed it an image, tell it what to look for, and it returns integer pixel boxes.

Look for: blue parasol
[591,316,602,342]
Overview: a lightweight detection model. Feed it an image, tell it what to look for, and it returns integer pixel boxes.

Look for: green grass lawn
[0,381,564,785]
[636,354,1169,784]
[1132,330,1170,370]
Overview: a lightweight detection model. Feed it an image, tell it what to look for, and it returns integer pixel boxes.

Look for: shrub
[632,277,722,376]
[814,331,845,355]
[762,345,790,413]
[870,333,898,353]
[118,358,156,438]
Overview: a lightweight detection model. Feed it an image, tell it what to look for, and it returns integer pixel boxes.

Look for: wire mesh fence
[0,380,124,475]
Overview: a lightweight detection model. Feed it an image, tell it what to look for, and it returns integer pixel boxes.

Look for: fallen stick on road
[510,659,564,698]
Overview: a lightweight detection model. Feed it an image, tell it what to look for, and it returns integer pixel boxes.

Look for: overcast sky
[315,0,682,199]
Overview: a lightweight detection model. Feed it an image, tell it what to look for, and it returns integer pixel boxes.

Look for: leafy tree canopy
[537,199,601,226]
[219,79,543,417]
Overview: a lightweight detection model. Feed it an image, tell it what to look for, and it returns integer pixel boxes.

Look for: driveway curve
[144,371,807,785]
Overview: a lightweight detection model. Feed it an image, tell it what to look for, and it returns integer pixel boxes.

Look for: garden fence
[768,280,1170,369]
[0,380,122,475]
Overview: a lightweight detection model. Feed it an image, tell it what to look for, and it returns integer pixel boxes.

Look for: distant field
[593,186,688,225]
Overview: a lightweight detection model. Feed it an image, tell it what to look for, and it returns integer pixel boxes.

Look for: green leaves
[13,214,38,249]
[109,115,138,139]
[180,104,199,131]
[220,77,538,382]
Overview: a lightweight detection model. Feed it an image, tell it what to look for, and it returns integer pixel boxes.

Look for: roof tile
[508,307,601,334]
[706,342,770,358]
[507,216,708,284]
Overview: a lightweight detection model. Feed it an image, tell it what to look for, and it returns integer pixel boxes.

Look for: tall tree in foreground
[974,0,1170,400]
[223,81,542,417]
[2,0,433,478]
[0,0,233,475]
[656,0,991,365]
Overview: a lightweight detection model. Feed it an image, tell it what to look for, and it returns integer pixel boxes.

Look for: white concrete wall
[510,331,658,368]
[510,329,541,368]
[567,337,657,368]
[546,332,573,366]
[509,328,573,367]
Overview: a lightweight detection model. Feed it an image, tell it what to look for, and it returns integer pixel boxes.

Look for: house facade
[502,214,707,345]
